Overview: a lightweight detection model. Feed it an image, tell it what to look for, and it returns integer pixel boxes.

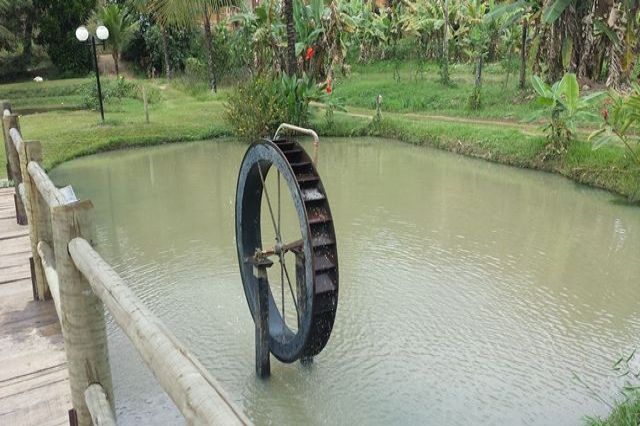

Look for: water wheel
[235,133,339,363]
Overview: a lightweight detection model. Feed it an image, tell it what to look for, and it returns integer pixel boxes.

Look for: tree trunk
[475,54,484,89]
[160,26,172,80]
[440,0,450,85]
[113,52,119,77]
[606,3,623,89]
[202,4,217,92]
[519,18,528,89]
[23,18,33,68]
[577,1,597,81]
[284,0,297,76]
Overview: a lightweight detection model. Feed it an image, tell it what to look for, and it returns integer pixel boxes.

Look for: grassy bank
[314,111,639,200]
[585,394,640,425]
[0,75,637,201]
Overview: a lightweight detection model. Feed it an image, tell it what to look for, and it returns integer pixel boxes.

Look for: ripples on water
[50,138,640,425]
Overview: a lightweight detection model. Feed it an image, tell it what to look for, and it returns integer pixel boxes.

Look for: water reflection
[51,137,640,425]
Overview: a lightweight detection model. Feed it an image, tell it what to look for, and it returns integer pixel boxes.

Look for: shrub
[528,73,603,157]
[80,77,162,109]
[224,76,288,140]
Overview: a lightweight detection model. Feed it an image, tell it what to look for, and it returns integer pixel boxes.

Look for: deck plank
[0,188,71,426]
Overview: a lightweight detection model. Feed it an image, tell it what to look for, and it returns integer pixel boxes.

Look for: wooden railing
[1,100,251,426]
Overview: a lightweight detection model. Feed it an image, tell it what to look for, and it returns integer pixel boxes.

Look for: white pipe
[273,123,320,165]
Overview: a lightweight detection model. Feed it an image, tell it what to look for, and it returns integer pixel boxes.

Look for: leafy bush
[224,76,289,140]
[121,23,202,77]
[36,0,96,75]
[589,84,640,201]
[529,73,603,157]
[185,57,206,81]
[225,73,345,140]
[80,77,162,109]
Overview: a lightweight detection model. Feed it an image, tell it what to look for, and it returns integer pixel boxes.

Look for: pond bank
[1,96,637,203]
[316,111,639,203]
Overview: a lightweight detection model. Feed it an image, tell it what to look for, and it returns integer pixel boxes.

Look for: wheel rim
[235,139,339,362]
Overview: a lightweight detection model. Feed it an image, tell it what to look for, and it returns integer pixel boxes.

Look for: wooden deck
[0,187,70,426]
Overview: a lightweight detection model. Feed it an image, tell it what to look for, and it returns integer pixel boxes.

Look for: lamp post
[76,25,109,123]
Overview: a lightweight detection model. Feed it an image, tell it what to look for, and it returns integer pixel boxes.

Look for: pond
[51,137,640,425]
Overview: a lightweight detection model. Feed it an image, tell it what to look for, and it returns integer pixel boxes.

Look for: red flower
[601,108,609,121]
[305,47,315,61]
[325,78,332,94]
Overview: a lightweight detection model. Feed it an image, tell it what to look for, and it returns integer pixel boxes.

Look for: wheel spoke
[281,246,285,329]
[257,162,280,241]
[278,170,284,328]
[281,257,299,320]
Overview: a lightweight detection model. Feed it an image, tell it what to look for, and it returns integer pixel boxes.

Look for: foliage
[529,73,603,156]
[92,3,138,76]
[122,23,201,76]
[34,0,97,75]
[294,0,356,80]
[589,84,640,200]
[584,350,640,426]
[590,85,640,164]
[80,76,161,110]
[224,76,289,140]
[224,73,344,139]
[280,72,345,125]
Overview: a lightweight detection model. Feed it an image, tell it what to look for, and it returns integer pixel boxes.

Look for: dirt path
[316,103,597,138]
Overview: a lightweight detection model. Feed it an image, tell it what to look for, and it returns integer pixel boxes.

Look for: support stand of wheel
[252,256,273,378]
[294,251,313,366]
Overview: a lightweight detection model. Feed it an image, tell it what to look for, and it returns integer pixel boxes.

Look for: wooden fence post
[51,200,113,426]
[1,100,11,177]
[1,110,27,224]
[18,140,51,300]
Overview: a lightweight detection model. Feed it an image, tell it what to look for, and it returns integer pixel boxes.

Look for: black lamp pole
[77,25,108,123]
[90,36,105,123]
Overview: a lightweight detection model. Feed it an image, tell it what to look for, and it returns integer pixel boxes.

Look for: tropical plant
[231,1,285,75]
[589,85,640,196]
[93,4,138,77]
[294,0,356,81]
[151,0,241,91]
[280,72,345,124]
[129,0,174,79]
[530,72,603,156]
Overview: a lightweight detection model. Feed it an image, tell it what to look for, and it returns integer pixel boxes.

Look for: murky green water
[51,137,640,425]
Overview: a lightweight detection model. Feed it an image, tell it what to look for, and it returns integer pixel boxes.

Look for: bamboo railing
[1,100,251,426]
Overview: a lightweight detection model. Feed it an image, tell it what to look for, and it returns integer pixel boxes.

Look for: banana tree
[231,0,286,75]
[530,72,603,154]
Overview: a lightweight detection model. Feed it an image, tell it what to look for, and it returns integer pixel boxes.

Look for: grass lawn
[1,78,233,173]
[0,72,637,201]
[334,60,601,124]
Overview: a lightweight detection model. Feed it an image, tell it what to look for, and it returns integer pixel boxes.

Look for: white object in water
[33,76,44,82]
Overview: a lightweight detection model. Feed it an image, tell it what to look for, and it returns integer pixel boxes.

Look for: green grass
[585,394,640,426]
[0,77,91,111]
[334,60,603,125]
[335,60,538,120]
[0,74,637,202]
[1,78,232,173]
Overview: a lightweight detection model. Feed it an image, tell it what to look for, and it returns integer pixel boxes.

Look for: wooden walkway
[0,187,70,426]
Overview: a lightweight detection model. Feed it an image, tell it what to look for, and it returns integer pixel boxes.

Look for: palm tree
[284,0,296,75]
[151,0,240,92]
[93,4,139,77]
